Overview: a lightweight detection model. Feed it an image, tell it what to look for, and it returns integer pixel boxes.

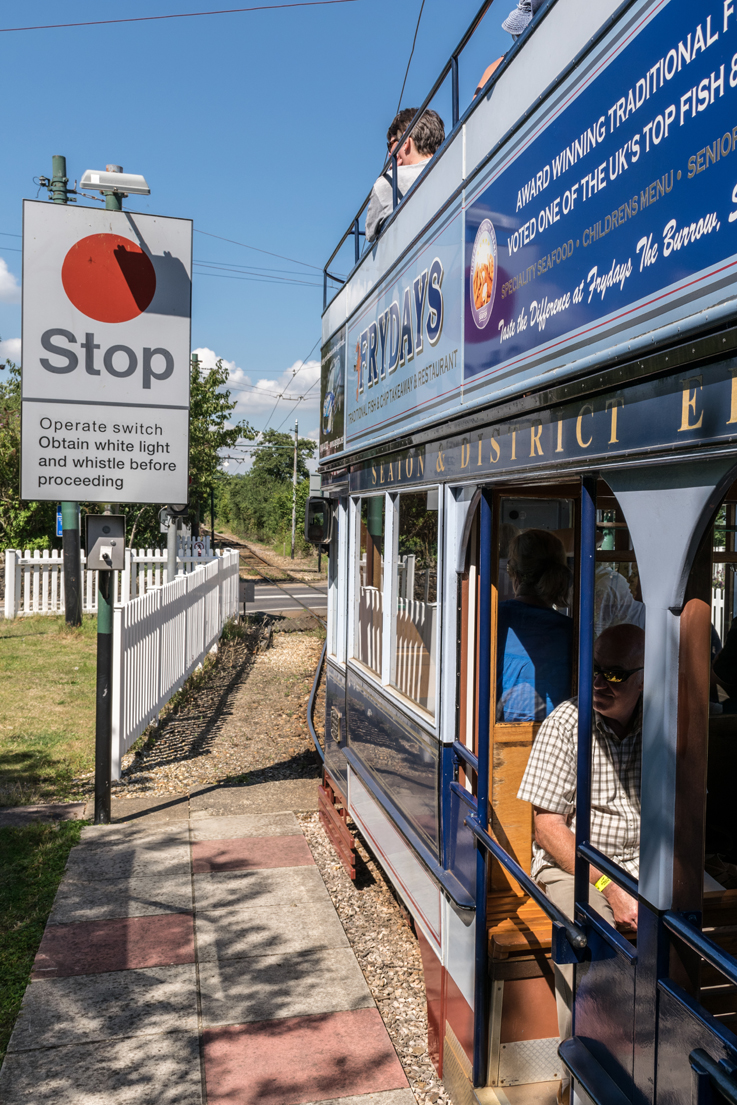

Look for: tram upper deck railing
[321,0,617,317]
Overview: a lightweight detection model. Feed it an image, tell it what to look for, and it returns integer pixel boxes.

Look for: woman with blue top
[496,529,574,723]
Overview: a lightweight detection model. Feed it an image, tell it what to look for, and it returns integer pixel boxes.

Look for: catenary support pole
[94,570,114,824]
[52,155,83,627]
[290,420,298,560]
[211,486,215,551]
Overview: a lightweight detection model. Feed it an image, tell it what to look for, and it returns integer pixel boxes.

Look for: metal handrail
[322,0,557,311]
[465,814,587,950]
[691,1048,737,1104]
[663,911,737,990]
[577,842,639,901]
[452,740,479,775]
[307,641,326,765]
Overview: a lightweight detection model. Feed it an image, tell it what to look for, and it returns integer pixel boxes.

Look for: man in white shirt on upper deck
[365,107,445,242]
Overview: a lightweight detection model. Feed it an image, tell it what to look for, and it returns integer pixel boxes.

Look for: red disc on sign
[61,233,157,323]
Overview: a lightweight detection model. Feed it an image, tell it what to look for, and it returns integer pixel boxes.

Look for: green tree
[188,356,255,525]
[250,428,316,483]
[0,356,56,549]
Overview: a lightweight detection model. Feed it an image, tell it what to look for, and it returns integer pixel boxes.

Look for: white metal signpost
[21,200,192,504]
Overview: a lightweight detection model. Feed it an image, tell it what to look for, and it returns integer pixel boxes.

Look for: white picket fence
[111,550,240,777]
[3,537,217,619]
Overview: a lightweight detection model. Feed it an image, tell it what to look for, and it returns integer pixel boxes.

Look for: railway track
[214,532,327,628]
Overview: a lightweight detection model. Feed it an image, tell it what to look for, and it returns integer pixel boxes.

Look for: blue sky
[0,0,511,460]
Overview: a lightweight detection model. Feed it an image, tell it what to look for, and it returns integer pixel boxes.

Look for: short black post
[94,570,113,824]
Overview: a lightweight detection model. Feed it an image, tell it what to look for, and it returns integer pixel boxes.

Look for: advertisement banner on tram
[319,326,346,459]
[344,208,463,452]
[464,0,737,401]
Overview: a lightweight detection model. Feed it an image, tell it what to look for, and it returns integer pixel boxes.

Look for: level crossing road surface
[0,786,414,1105]
[243,579,327,617]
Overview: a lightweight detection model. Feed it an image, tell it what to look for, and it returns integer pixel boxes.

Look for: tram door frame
[651,478,737,1105]
[459,479,582,1086]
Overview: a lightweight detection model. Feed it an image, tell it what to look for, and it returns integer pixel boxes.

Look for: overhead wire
[194,229,322,271]
[262,334,321,432]
[395,0,427,117]
[1,0,360,33]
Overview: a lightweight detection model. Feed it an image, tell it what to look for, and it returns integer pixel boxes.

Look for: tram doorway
[456,478,650,1094]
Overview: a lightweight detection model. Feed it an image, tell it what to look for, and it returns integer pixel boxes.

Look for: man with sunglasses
[517,622,644,1105]
[365,107,445,242]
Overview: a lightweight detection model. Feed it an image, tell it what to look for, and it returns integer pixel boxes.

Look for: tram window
[390,489,439,715]
[595,491,646,638]
[496,498,575,723]
[356,495,385,676]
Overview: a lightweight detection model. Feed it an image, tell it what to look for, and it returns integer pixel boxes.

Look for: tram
[309,0,737,1101]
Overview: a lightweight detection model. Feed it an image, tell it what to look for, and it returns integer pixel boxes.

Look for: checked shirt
[517,697,642,882]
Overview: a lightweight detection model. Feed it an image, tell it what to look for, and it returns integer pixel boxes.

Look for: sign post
[86,514,126,824]
[22,171,193,825]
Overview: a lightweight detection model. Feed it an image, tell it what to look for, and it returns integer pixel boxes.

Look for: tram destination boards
[330,0,737,460]
[20,201,192,504]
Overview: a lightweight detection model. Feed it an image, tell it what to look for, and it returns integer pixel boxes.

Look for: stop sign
[21,200,193,505]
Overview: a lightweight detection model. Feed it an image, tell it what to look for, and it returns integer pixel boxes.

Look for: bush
[226,473,312,554]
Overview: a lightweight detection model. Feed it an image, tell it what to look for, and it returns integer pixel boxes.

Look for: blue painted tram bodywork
[316,1,737,1101]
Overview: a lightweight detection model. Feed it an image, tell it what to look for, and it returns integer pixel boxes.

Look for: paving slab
[49,873,193,924]
[84,794,190,823]
[203,1008,407,1105]
[192,834,314,873]
[199,947,373,1026]
[79,823,191,847]
[64,840,191,882]
[189,780,318,817]
[0,802,87,827]
[9,964,197,1050]
[193,865,331,912]
[189,812,302,841]
[195,898,349,963]
[32,913,195,979]
[0,1030,203,1105]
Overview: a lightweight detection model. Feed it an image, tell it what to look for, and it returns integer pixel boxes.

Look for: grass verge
[0,819,87,1065]
[0,615,97,807]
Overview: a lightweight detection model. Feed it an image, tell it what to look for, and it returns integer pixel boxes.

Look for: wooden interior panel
[490,723,539,894]
[500,975,558,1043]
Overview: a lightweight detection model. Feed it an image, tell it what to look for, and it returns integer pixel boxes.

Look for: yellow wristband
[595,875,611,893]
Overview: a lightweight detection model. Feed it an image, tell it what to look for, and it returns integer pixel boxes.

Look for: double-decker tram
[308,0,737,1101]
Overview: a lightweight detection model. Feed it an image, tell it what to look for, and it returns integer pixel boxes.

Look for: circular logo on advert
[470,218,497,330]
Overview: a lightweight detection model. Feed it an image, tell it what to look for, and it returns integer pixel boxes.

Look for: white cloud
[0,258,21,303]
[192,345,321,426]
[0,337,21,363]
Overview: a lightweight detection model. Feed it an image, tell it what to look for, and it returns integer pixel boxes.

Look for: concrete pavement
[1,799,414,1105]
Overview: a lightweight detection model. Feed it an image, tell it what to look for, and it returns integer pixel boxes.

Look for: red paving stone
[32,913,195,980]
[203,1007,408,1105]
[192,834,314,874]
